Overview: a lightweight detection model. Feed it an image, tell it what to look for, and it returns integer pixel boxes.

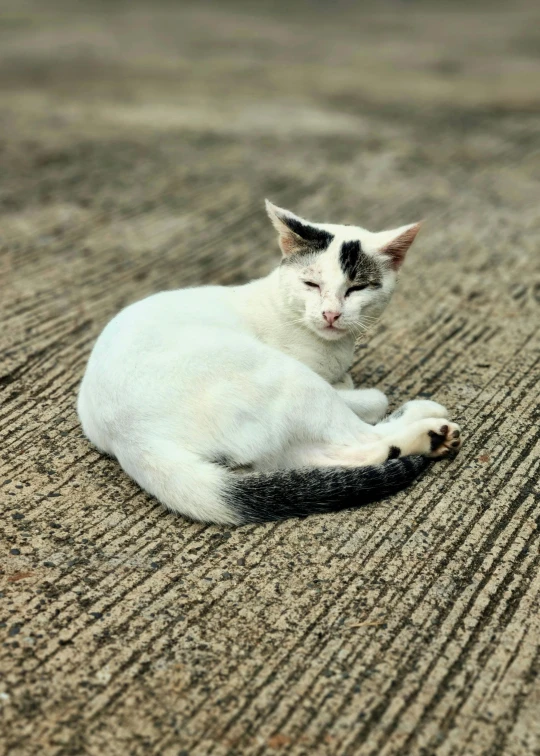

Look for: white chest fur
[232,273,356,386]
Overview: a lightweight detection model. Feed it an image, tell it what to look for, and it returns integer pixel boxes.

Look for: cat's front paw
[427,422,462,459]
[359,389,389,424]
[389,399,448,423]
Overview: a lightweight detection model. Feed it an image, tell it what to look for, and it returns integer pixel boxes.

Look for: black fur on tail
[228,456,431,524]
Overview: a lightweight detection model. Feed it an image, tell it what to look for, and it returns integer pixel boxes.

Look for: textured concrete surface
[1,1,539,754]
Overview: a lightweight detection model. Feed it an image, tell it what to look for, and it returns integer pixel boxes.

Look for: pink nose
[323,311,341,325]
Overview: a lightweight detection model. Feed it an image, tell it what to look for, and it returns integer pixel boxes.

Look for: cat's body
[78,202,461,524]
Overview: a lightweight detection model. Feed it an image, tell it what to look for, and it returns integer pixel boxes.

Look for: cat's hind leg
[283,415,461,469]
[282,441,391,469]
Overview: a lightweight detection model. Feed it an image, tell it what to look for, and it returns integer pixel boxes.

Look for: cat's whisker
[350,319,378,333]
[349,319,380,340]
[354,314,380,325]
[354,315,381,327]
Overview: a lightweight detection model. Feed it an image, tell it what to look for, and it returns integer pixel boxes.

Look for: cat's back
[114,286,238,337]
[92,286,242,360]
[79,285,244,402]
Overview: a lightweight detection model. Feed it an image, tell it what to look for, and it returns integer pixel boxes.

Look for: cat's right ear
[265,200,310,257]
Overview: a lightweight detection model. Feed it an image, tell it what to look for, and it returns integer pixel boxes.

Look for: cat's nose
[323,311,341,325]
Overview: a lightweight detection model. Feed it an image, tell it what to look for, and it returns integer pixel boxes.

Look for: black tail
[228,456,431,524]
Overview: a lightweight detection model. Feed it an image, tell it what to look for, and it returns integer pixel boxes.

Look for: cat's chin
[312,324,350,341]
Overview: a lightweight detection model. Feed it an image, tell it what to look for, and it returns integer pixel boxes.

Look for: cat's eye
[304,281,320,289]
[346,282,381,296]
[345,284,368,296]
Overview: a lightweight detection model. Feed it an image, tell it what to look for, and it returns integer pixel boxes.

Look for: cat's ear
[265,200,316,257]
[375,222,422,270]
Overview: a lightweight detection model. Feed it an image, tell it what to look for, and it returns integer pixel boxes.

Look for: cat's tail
[116,441,430,525]
[227,456,431,524]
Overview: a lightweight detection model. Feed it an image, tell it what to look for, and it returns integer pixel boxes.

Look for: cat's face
[267,200,421,342]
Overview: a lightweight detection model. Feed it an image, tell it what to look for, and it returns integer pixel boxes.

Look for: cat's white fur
[78,201,461,524]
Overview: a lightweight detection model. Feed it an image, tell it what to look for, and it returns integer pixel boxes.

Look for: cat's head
[266,200,421,341]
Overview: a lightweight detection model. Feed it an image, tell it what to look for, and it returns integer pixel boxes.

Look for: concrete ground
[1,1,539,754]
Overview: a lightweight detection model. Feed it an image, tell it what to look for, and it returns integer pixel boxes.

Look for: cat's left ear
[375,222,422,270]
[265,200,308,256]
[265,199,328,257]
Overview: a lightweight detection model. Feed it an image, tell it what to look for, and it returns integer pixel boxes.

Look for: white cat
[77,201,461,524]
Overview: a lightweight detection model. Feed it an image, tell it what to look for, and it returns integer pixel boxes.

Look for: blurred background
[2,0,539,299]
[2,2,540,755]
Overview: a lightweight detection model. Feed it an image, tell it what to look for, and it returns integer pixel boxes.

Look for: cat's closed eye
[346,282,380,296]
[304,281,320,289]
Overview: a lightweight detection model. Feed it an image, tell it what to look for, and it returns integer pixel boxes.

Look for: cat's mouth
[317,322,348,338]
[320,321,346,332]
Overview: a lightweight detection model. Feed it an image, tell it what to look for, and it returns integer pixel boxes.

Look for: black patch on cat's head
[340,240,383,285]
[281,215,334,252]
[340,240,362,279]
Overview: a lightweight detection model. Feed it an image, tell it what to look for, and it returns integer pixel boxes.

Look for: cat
[77,200,461,525]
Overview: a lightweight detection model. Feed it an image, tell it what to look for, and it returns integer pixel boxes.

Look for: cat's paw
[426,422,462,459]
[392,399,448,422]
[386,418,462,459]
